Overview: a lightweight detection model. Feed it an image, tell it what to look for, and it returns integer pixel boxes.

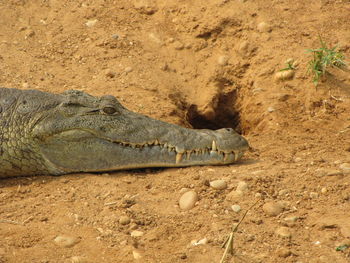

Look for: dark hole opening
[186,90,242,134]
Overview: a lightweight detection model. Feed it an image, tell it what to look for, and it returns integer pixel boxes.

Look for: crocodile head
[32,90,249,174]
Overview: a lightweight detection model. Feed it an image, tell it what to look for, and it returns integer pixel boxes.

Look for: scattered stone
[267,106,275,113]
[179,191,198,210]
[173,41,184,50]
[257,22,272,33]
[309,192,319,198]
[277,248,292,258]
[217,55,229,66]
[231,204,241,213]
[133,0,158,15]
[119,215,131,225]
[340,163,350,173]
[179,253,187,259]
[131,230,144,237]
[321,187,327,194]
[275,70,294,81]
[85,19,98,27]
[262,201,283,216]
[284,216,298,223]
[275,227,292,238]
[226,190,244,201]
[191,237,208,246]
[133,250,143,259]
[236,181,248,192]
[54,235,80,248]
[111,34,119,39]
[22,82,30,89]
[209,179,227,190]
[125,67,133,73]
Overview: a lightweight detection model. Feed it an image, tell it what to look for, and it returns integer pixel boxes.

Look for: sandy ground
[1,0,350,262]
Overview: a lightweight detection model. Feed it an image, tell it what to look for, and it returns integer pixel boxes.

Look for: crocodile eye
[102,106,117,115]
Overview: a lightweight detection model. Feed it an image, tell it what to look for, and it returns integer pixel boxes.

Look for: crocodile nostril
[224,128,233,132]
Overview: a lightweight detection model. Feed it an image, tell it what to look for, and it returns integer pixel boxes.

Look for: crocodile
[0,87,249,177]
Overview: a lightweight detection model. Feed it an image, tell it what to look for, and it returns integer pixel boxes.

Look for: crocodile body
[0,88,249,177]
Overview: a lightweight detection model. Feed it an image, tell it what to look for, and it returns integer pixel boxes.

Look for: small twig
[22,216,33,224]
[0,219,24,225]
[330,95,343,102]
[104,201,118,206]
[220,200,260,263]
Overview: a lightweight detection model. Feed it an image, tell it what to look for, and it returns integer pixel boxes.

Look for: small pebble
[133,250,143,259]
[125,67,133,73]
[217,55,229,66]
[275,70,294,81]
[226,190,244,201]
[54,235,80,248]
[262,201,283,216]
[277,248,292,258]
[131,230,144,237]
[275,227,292,238]
[210,179,227,190]
[284,216,298,222]
[257,22,272,33]
[85,19,98,27]
[192,237,208,246]
[236,181,248,192]
[321,187,327,194]
[267,106,275,113]
[173,41,184,50]
[309,192,319,198]
[119,215,131,225]
[179,191,198,210]
[231,204,241,213]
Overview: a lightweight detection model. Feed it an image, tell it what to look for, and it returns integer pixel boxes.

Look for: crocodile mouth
[111,139,245,165]
[39,129,248,172]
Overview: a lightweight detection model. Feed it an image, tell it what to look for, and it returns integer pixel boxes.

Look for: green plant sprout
[279,59,296,71]
[307,36,347,86]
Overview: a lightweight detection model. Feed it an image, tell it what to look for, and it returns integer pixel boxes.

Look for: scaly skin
[0,88,249,177]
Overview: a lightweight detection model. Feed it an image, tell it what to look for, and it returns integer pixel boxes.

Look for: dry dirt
[1,0,350,262]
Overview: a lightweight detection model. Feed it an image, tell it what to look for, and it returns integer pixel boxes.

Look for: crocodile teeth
[234,151,239,161]
[212,140,217,151]
[176,153,183,164]
[224,153,228,162]
[186,151,191,160]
